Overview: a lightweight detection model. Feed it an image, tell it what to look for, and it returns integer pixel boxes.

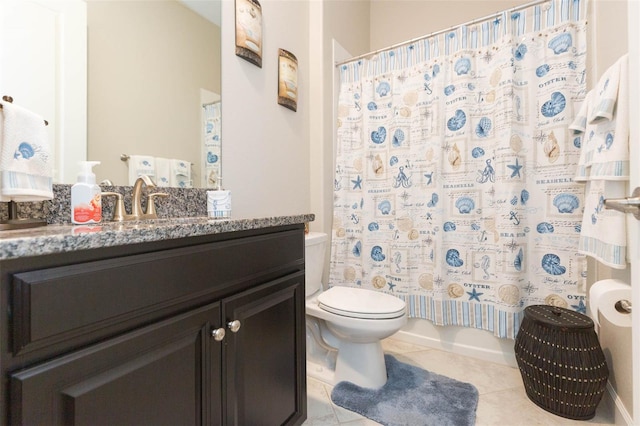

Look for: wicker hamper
[514,305,609,420]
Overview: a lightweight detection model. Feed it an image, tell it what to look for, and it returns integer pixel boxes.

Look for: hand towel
[127,155,155,185]
[170,159,191,188]
[0,101,53,200]
[570,54,629,181]
[154,157,171,187]
[570,54,629,269]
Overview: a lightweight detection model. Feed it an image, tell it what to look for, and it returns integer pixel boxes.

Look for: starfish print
[351,175,362,189]
[507,158,523,178]
[388,281,397,291]
[467,288,483,302]
[571,299,587,314]
[424,172,433,185]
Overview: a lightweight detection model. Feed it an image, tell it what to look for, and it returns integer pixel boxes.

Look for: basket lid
[523,305,593,330]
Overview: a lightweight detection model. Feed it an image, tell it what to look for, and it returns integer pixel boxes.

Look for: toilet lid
[317,286,406,319]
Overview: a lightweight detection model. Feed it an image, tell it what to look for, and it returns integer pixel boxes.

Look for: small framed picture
[235,0,262,67]
[278,49,298,112]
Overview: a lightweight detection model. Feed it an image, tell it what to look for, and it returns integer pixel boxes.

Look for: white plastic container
[71,161,102,224]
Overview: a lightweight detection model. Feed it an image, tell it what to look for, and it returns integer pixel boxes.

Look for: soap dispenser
[71,161,102,224]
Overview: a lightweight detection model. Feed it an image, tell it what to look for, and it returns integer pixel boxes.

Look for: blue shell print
[537,222,555,233]
[443,221,457,232]
[514,43,528,61]
[536,64,550,77]
[393,129,405,147]
[427,193,439,208]
[541,253,566,275]
[207,152,219,164]
[389,156,399,166]
[371,127,387,144]
[475,117,492,138]
[455,196,475,214]
[371,246,386,262]
[514,248,524,271]
[367,102,378,111]
[368,222,380,231]
[432,64,441,77]
[548,33,572,55]
[352,241,362,257]
[471,147,485,158]
[444,85,456,96]
[447,110,467,131]
[376,81,391,97]
[14,142,35,160]
[445,249,464,267]
[573,137,581,148]
[520,189,529,205]
[553,193,579,213]
[378,200,392,215]
[455,57,471,75]
[541,92,566,117]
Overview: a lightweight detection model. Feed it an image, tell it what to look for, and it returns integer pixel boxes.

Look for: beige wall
[221,0,310,217]
[88,0,220,186]
[370,0,529,50]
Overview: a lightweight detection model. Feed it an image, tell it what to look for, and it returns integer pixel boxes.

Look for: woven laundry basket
[514,305,609,420]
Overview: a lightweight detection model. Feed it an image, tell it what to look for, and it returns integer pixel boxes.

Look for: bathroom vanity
[0,215,311,425]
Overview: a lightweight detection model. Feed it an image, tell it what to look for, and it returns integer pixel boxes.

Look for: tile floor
[303,338,615,426]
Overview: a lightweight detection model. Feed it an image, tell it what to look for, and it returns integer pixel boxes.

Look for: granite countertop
[0,214,315,261]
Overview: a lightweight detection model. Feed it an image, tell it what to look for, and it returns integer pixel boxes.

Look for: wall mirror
[1,0,221,188]
[88,0,222,188]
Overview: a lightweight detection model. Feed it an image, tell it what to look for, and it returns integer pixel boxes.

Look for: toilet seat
[317,286,406,319]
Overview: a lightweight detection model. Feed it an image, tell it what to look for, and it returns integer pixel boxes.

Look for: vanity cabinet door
[10,303,223,426]
[223,272,306,426]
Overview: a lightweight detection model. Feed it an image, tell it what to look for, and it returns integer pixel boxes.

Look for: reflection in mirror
[87,0,221,188]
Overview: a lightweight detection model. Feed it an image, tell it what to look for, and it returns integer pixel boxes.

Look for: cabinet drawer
[12,230,303,355]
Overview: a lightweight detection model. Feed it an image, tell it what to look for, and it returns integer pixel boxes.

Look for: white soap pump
[71,161,102,224]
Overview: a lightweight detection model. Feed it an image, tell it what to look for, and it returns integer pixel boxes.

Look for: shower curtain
[331,0,588,338]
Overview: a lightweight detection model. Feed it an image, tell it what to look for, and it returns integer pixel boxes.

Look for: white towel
[0,101,53,201]
[154,157,171,187]
[169,159,191,188]
[127,155,155,185]
[570,54,629,269]
[571,55,629,181]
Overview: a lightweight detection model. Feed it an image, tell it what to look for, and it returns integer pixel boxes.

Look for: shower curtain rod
[335,0,552,67]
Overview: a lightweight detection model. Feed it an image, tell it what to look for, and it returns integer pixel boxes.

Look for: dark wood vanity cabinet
[0,225,307,426]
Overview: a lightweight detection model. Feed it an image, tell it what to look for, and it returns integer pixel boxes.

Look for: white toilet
[305,232,407,389]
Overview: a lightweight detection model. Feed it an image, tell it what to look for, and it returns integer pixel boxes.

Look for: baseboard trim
[604,382,633,425]
[392,330,518,368]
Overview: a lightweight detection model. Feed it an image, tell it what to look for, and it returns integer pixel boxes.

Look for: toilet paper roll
[589,279,632,328]
[207,190,231,218]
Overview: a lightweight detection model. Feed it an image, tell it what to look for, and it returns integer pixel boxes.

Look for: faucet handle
[101,192,126,222]
[146,192,169,218]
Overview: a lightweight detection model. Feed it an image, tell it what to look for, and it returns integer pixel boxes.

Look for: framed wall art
[277,49,298,112]
[235,0,262,67]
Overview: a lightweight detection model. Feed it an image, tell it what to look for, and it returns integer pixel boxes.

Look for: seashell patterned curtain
[331,0,588,338]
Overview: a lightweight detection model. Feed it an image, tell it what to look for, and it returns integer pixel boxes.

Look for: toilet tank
[305,232,328,297]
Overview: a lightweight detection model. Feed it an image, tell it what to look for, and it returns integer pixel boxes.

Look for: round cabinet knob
[211,327,226,341]
[227,320,241,333]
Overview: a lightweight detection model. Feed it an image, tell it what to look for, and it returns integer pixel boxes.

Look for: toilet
[305,232,407,389]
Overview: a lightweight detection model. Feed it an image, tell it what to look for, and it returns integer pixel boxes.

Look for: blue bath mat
[330,354,478,426]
